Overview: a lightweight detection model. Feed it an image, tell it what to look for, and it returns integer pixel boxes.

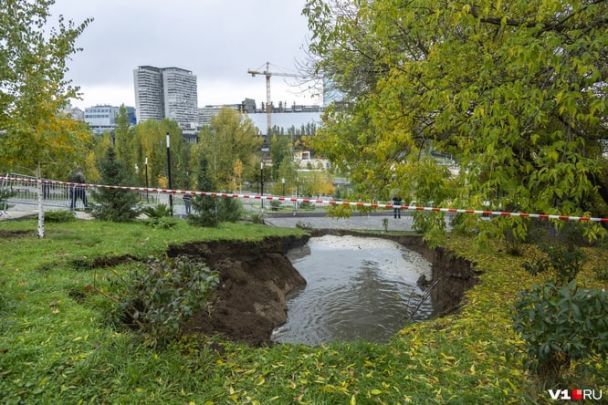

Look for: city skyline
[50,0,321,110]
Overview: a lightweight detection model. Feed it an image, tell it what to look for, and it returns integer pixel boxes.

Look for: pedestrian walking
[183,192,192,215]
[69,168,87,209]
[392,195,403,219]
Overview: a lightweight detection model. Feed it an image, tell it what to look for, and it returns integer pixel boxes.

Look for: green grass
[1,220,607,404]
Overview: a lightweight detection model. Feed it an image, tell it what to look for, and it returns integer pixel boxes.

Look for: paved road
[265,214,417,232]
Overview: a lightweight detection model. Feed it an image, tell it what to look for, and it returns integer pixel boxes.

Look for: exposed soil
[168,236,310,346]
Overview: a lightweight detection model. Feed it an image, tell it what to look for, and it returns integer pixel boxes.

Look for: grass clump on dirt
[0,219,607,403]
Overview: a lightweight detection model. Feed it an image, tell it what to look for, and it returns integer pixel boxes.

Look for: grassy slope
[0,220,606,404]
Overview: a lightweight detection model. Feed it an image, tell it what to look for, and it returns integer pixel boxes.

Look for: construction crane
[247,62,303,148]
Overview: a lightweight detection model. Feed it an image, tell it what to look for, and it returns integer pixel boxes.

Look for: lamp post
[166,133,173,215]
[144,157,149,202]
[260,161,264,210]
[281,177,285,197]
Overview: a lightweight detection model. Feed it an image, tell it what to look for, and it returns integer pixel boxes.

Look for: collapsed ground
[0,219,607,403]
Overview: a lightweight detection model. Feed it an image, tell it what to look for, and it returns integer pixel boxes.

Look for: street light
[281,177,285,197]
[260,161,264,210]
[166,132,173,215]
[144,157,149,202]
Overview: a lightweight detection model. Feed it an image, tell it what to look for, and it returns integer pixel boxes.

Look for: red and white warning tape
[2,175,608,223]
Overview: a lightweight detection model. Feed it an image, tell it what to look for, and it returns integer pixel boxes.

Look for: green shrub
[189,195,218,227]
[513,240,603,383]
[513,281,608,383]
[116,257,219,347]
[44,210,75,222]
[142,204,172,219]
[299,201,314,210]
[248,211,265,224]
[217,197,242,222]
[593,266,608,281]
[327,204,352,219]
[142,204,177,229]
[270,200,281,211]
[523,244,584,285]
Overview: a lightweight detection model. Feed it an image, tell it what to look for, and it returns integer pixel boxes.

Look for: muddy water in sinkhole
[271,235,434,345]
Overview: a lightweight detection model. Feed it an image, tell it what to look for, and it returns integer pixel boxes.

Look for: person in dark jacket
[69,169,87,209]
[183,192,192,215]
[392,195,403,219]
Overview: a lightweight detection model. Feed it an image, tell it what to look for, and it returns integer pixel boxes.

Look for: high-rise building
[162,67,198,132]
[133,66,164,123]
[133,65,198,139]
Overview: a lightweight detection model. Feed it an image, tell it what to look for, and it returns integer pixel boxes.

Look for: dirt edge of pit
[168,235,310,346]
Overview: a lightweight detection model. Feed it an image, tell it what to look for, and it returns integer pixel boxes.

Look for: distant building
[294,150,331,170]
[133,65,198,140]
[198,104,242,127]
[241,98,256,114]
[83,105,136,135]
[133,66,164,122]
[63,104,84,121]
[84,105,120,134]
[125,106,137,126]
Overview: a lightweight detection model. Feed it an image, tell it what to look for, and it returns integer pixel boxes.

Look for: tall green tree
[270,134,292,179]
[197,108,262,190]
[91,147,140,222]
[305,0,608,241]
[114,104,133,172]
[0,0,91,177]
[131,119,190,188]
[189,156,218,227]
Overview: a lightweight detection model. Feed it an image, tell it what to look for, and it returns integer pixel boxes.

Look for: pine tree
[189,156,218,227]
[91,147,140,221]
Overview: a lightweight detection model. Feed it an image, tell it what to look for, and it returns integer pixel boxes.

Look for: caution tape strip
[2,175,608,223]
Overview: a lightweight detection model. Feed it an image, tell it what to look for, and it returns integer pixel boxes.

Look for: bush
[593,266,608,281]
[188,195,218,227]
[327,204,352,219]
[513,239,605,383]
[217,197,242,222]
[270,200,281,211]
[142,204,172,219]
[44,210,75,222]
[248,211,265,224]
[513,281,608,383]
[116,257,219,347]
[142,204,177,229]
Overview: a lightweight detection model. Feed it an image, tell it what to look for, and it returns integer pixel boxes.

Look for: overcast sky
[51,0,320,109]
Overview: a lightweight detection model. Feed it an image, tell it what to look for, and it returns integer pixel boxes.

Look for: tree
[131,119,190,188]
[114,104,133,172]
[0,0,91,177]
[270,134,292,179]
[197,108,262,190]
[304,0,608,241]
[189,155,218,227]
[91,147,140,222]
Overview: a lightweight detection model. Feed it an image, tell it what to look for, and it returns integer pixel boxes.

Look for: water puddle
[272,235,433,345]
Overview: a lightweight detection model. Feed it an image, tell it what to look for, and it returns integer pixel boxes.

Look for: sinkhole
[272,235,434,345]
